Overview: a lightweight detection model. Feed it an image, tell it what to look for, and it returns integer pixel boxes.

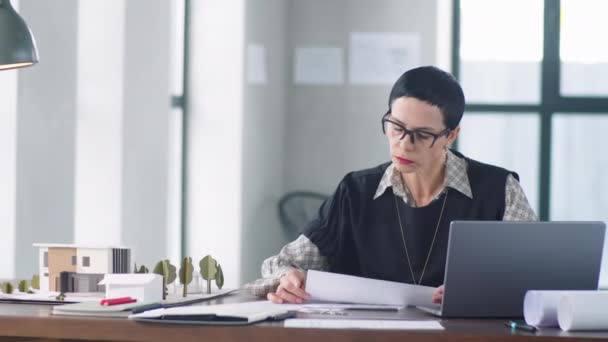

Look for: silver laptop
[418,221,606,318]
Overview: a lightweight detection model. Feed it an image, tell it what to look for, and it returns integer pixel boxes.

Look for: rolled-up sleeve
[243,235,328,297]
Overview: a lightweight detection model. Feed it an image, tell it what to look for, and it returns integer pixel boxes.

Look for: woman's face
[385,96,459,175]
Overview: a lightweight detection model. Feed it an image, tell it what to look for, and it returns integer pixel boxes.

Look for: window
[43,252,48,267]
[71,255,77,265]
[82,256,90,267]
[454,0,608,220]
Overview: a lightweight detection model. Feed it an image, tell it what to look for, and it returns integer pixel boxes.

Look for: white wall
[38,247,49,292]
[74,0,126,246]
[240,0,289,283]
[0,0,19,278]
[0,66,18,279]
[121,0,173,271]
[4,0,178,280]
[284,0,439,194]
[186,0,245,288]
[15,0,78,279]
[76,248,110,274]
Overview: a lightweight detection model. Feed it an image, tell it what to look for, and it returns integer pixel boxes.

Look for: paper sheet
[0,291,102,303]
[349,32,420,85]
[129,300,287,320]
[293,47,344,85]
[524,290,569,327]
[130,300,401,319]
[524,290,608,331]
[305,270,435,307]
[284,318,443,330]
[246,44,267,84]
[557,291,608,331]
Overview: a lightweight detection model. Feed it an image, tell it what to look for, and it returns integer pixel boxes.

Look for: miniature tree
[31,274,40,290]
[178,257,194,297]
[18,280,28,293]
[199,255,218,294]
[0,282,14,294]
[134,263,149,274]
[153,259,177,299]
[215,264,224,290]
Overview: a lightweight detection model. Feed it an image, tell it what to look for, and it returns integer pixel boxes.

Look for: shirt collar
[373,150,473,203]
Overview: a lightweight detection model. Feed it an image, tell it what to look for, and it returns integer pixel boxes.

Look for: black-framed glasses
[381,112,451,148]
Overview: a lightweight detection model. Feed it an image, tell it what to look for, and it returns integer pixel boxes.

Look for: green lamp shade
[0,0,39,71]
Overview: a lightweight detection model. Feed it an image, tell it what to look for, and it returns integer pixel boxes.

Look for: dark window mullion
[550,98,608,113]
[538,0,561,220]
[465,104,541,112]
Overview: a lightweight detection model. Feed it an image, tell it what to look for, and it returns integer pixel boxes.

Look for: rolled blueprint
[524,290,571,327]
[557,291,608,331]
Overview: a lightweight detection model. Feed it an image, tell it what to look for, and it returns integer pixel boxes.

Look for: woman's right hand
[267,269,311,304]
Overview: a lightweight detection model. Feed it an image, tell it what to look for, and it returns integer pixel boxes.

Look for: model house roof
[33,243,130,249]
[98,274,161,286]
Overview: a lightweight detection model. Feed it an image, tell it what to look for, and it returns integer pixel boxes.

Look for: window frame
[452,0,608,220]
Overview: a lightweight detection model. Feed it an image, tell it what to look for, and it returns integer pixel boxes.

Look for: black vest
[303,151,518,287]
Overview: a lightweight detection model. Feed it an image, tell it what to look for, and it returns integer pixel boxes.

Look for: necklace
[393,190,448,285]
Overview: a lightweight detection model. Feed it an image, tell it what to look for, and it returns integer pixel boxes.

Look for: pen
[504,321,537,333]
[100,297,137,306]
[130,303,164,314]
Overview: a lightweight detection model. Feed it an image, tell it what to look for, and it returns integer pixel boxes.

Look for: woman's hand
[432,285,445,304]
[267,269,311,304]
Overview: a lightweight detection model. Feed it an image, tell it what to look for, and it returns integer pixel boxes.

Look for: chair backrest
[278,191,328,241]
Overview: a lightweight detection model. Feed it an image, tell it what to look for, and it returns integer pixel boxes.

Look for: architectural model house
[33,243,131,293]
[99,274,163,302]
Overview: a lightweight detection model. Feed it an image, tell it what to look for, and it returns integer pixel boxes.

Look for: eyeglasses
[381,112,451,148]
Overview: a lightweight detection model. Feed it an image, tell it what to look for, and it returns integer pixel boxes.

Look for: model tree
[31,274,40,290]
[134,263,149,274]
[200,255,221,294]
[153,259,177,299]
[178,257,194,297]
[215,264,224,289]
[18,280,28,293]
[0,282,13,294]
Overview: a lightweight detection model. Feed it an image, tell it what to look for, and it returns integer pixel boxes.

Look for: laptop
[417,221,606,318]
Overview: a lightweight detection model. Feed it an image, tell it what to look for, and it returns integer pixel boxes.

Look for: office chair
[278,191,328,241]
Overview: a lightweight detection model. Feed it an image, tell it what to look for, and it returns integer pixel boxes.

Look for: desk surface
[1,291,607,342]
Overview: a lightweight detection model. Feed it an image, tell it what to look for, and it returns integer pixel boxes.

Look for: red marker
[100,297,137,306]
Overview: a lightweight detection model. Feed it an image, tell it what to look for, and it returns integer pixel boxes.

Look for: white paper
[524,290,608,331]
[129,300,288,322]
[284,318,443,330]
[305,270,435,307]
[349,32,421,85]
[524,290,570,327]
[247,44,267,84]
[557,291,608,331]
[294,47,344,85]
[0,291,102,302]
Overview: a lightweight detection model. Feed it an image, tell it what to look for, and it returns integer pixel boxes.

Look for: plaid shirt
[243,151,538,296]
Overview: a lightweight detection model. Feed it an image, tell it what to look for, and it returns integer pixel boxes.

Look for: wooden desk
[1,292,607,342]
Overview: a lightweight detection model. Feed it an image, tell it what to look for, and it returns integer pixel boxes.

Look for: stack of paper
[129,301,292,324]
[524,290,608,331]
[53,301,150,318]
[284,319,443,330]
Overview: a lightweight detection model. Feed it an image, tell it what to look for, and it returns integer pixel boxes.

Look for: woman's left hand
[432,285,444,304]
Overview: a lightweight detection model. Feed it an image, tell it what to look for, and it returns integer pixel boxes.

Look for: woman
[245,66,537,304]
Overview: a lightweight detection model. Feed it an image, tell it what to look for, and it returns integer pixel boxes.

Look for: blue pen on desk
[505,321,537,333]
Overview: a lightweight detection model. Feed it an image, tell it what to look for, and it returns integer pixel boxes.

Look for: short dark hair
[388,66,465,129]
